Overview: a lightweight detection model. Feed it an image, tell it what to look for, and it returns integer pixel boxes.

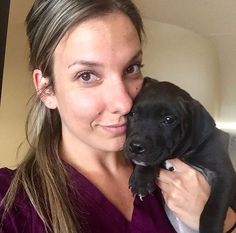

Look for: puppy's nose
[129,142,145,154]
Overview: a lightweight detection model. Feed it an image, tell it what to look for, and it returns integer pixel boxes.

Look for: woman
[0,0,235,232]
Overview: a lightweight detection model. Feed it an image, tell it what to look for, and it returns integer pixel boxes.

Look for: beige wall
[0,0,33,168]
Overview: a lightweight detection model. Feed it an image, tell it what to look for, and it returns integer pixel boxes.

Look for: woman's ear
[32,69,57,109]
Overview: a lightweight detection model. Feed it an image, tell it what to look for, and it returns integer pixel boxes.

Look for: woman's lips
[102,123,127,135]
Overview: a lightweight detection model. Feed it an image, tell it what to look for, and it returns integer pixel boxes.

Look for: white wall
[142,19,221,118]
[210,35,236,123]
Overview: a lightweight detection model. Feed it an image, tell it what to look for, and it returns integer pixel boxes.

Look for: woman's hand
[156,158,211,230]
[224,207,236,233]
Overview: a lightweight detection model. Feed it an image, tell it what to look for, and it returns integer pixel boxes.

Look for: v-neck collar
[65,163,177,233]
[67,163,135,223]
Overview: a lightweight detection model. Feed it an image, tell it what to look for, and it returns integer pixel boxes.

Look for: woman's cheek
[131,78,144,99]
[75,95,103,119]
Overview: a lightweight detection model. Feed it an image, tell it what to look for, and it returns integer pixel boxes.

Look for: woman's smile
[100,122,127,136]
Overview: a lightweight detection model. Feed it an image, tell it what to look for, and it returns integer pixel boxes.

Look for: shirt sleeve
[164,204,199,233]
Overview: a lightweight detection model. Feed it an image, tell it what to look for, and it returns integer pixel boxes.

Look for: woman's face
[49,11,143,153]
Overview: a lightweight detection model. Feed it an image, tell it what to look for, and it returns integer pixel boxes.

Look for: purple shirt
[0,166,176,233]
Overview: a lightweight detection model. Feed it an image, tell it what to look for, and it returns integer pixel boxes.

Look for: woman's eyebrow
[68,50,143,69]
[128,50,143,64]
[68,60,103,69]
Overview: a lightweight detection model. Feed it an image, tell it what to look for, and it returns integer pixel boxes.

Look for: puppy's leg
[129,165,157,199]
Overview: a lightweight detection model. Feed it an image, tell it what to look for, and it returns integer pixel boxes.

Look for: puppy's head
[123,77,216,166]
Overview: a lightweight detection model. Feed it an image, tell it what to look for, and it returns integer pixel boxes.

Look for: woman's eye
[125,63,144,75]
[76,71,99,84]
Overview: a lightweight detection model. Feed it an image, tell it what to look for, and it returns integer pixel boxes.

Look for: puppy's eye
[128,110,136,117]
[161,115,176,125]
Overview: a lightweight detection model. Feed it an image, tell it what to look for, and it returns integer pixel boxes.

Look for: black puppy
[124,77,236,233]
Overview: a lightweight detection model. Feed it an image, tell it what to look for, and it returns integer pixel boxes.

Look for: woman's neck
[60,138,129,176]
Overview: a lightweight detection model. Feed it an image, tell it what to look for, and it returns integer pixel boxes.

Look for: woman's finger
[165,158,196,172]
[157,167,176,183]
[156,179,170,191]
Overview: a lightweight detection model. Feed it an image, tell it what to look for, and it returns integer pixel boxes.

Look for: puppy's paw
[129,171,156,198]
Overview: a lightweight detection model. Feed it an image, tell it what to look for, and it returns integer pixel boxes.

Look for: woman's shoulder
[0,167,15,197]
[0,167,29,216]
[0,167,46,233]
[0,167,30,206]
[0,167,15,177]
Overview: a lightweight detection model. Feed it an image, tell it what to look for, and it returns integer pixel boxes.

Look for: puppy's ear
[143,77,159,87]
[189,100,216,148]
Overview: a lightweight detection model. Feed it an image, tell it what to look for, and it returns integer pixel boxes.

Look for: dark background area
[0,0,11,103]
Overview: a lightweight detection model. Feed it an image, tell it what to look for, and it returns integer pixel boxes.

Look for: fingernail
[164,161,175,171]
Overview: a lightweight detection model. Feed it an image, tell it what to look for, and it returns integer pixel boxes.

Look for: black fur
[124,77,236,233]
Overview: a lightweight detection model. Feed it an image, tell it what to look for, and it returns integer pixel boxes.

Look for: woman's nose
[105,79,133,115]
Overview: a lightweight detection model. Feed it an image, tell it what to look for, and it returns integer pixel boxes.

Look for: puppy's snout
[129,141,146,154]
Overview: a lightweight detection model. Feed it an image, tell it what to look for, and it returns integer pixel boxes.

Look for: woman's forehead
[53,11,141,67]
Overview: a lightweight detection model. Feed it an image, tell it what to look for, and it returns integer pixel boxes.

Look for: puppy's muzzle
[129,141,146,154]
[125,139,152,164]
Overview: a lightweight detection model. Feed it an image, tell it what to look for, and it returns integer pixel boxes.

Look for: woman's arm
[157,159,235,232]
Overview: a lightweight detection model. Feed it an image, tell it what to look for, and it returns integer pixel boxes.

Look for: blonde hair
[1,0,144,232]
